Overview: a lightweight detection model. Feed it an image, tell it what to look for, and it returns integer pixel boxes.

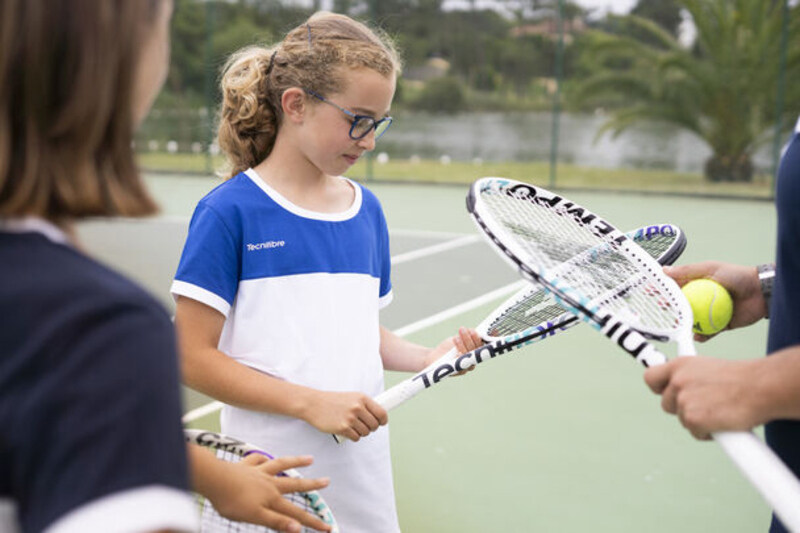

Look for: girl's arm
[175,296,386,441]
[379,325,483,372]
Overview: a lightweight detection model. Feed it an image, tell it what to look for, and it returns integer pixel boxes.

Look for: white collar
[244,168,363,222]
[0,217,70,245]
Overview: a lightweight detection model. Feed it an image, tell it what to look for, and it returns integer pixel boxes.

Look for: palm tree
[575,0,799,182]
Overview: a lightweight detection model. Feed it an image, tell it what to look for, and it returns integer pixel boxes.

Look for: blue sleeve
[173,201,242,313]
[14,299,190,532]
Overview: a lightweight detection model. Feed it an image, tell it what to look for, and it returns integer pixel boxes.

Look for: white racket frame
[374,224,684,412]
[468,177,800,531]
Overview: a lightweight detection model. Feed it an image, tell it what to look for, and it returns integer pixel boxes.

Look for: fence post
[548,0,565,189]
[771,0,789,197]
[204,1,216,176]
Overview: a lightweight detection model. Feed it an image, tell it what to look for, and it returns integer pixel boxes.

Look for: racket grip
[333,347,460,444]
[377,347,460,411]
[713,430,800,531]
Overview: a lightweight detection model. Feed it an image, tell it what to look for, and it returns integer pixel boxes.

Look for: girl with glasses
[171,11,480,532]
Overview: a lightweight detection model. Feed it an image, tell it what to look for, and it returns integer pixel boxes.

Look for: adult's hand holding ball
[681,279,734,335]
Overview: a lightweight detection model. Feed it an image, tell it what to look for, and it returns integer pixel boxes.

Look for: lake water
[377,111,777,173]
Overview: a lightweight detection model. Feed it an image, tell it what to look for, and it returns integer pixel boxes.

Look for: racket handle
[713,430,800,531]
[377,347,460,411]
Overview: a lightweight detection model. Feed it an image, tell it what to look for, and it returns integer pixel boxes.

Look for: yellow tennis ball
[681,279,734,335]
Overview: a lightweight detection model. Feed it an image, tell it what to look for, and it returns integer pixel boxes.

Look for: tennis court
[78,174,776,531]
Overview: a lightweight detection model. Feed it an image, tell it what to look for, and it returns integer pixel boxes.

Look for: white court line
[183,400,225,423]
[392,234,481,265]
[390,228,475,240]
[182,280,528,424]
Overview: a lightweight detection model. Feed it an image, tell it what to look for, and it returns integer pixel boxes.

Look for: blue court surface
[78,174,777,532]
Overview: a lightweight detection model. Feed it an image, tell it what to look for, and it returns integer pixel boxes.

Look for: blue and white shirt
[172,169,399,532]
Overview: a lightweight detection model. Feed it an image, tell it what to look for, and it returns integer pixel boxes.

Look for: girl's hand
[425,327,484,373]
[300,390,387,442]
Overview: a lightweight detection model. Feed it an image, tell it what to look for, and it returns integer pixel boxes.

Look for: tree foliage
[166,0,586,112]
[575,0,800,182]
[160,0,800,168]
[631,0,683,37]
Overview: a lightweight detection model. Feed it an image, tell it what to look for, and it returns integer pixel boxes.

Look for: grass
[137,152,775,200]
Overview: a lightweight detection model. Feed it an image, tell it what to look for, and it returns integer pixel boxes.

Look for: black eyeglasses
[304,89,393,140]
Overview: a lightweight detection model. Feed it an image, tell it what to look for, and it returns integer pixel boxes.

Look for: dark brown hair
[217,11,402,178]
[0,0,164,221]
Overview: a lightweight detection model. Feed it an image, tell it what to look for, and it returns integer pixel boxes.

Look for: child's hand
[425,327,483,374]
[300,390,387,442]
[211,453,332,532]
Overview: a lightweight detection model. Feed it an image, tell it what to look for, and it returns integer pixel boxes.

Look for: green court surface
[78,174,777,532]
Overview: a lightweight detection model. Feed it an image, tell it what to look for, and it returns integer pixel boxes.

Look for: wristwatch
[757,263,776,318]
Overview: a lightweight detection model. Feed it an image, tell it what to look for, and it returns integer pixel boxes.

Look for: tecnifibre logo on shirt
[246,240,285,251]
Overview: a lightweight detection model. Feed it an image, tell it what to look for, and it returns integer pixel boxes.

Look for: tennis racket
[185,429,339,533]
[467,176,800,530]
[333,222,686,444]
[376,223,685,411]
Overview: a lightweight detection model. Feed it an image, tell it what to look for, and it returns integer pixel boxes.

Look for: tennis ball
[681,279,734,335]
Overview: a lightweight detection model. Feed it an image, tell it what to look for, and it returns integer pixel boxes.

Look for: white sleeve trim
[171,280,231,317]
[0,499,20,533]
[379,290,394,310]
[44,486,198,533]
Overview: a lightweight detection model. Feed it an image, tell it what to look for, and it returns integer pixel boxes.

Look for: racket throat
[596,314,666,367]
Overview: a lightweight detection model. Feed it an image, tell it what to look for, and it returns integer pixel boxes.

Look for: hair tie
[266,50,278,75]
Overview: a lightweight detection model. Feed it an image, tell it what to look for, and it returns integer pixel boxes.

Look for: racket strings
[484,228,683,339]
[486,289,568,337]
[631,230,674,258]
[481,189,687,336]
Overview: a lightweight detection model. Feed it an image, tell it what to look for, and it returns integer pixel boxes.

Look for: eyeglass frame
[304,89,393,141]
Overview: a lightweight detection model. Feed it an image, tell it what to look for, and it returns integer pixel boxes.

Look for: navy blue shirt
[766,123,800,533]
[0,227,191,532]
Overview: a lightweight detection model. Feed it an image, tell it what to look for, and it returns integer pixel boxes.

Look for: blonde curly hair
[217,11,402,179]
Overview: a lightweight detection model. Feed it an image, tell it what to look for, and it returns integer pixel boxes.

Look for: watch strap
[757,263,776,318]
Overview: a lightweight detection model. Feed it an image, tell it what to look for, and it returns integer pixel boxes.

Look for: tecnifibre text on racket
[333,223,686,444]
[467,176,800,530]
[378,223,684,410]
[186,429,338,533]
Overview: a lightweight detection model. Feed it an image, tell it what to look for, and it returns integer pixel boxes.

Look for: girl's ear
[281,87,307,124]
